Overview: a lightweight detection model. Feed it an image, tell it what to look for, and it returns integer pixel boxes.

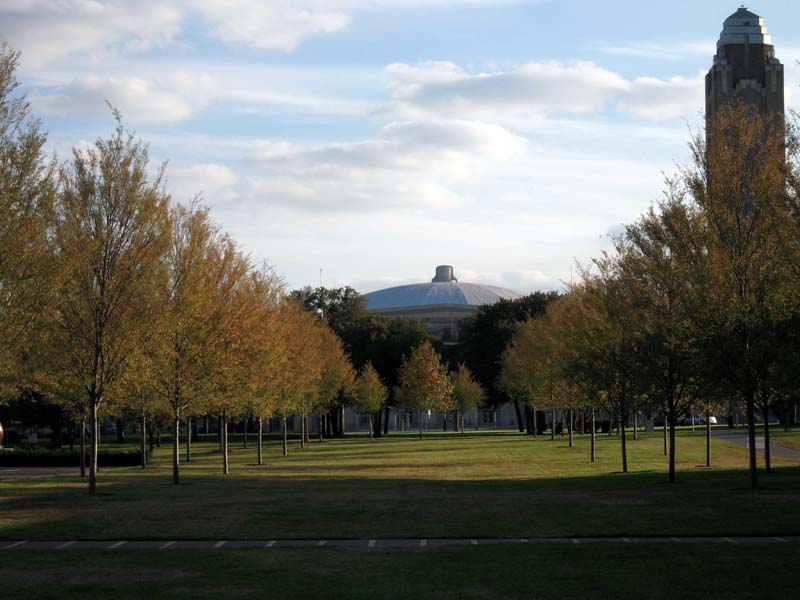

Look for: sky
[3,0,800,294]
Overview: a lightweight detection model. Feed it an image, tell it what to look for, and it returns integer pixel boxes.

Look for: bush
[0,447,145,467]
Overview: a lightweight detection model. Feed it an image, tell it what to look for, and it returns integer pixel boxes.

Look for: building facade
[364,265,522,343]
[706,6,783,124]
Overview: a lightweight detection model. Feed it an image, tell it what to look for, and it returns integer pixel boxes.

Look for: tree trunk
[560,410,565,437]
[443,411,448,432]
[80,414,87,478]
[300,412,306,449]
[368,413,373,437]
[762,399,771,474]
[172,414,180,485]
[460,411,465,436]
[339,405,345,436]
[531,403,537,438]
[668,406,676,483]
[745,392,759,489]
[705,406,711,468]
[633,408,638,441]
[140,413,147,469]
[186,416,192,462]
[116,418,125,444]
[318,415,323,442]
[568,402,574,448]
[511,399,524,433]
[619,412,628,474]
[257,416,264,466]
[89,400,99,494]
[418,409,423,439]
[282,417,288,456]
[550,404,555,441]
[590,408,596,463]
[222,414,230,475]
[156,429,161,447]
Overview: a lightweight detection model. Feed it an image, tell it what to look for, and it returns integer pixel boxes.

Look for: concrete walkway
[712,430,800,461]
[0,536,797,551]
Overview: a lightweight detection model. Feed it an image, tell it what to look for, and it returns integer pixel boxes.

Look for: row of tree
[0,46,360,493]
[0,46,490,493]
[500,102,800,487]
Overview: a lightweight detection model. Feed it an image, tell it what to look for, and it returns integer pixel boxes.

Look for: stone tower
[705,6,783,124]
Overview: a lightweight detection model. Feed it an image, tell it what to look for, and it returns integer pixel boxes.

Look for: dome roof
[718,6,771,49]
[364,266,522,311]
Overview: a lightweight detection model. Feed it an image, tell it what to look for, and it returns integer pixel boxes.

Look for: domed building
[364,265,522,343]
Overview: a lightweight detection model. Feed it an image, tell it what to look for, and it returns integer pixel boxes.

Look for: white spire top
[718,6,772,49]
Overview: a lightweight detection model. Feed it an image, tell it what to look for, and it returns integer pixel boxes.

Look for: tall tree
[457,292,559,431]
[0,45,56,417]
[620,193,704,482]
[395,340,452,439]
[450,364,485,435]
[55,115,170,494]
[353,362,388,437]
[684,101,800,488]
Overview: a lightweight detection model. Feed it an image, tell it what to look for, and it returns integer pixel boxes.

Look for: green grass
[1,543,797,600]
[2,428,799,540]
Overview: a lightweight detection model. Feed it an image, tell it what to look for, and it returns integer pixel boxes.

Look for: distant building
[363,265,522,343]
[706,6,783,124]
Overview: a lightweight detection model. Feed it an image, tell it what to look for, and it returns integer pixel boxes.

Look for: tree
[0,45,56,420]
[619,192,705,482]
[395,340,452,439]
[242,268,286,466]
[55,114,170,494]
[293,285,430,436]
[450,364,484,435]
[202,235,253,474]
[313,325,355,439]
[353,362,388,437]
[576,265,641,474]
[684,101,800,488]
[151,202,226,482]
[456,293,559,431]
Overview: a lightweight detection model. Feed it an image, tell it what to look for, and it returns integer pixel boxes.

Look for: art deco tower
[705,6,784,124]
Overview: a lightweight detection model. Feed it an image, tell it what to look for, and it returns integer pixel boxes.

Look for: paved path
[712,431,800,461]
[0,536,797,551]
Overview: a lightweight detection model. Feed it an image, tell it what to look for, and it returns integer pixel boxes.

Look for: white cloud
[168,163,239,203]
[246,119,528,212]
[29,75,202,124]
[384,60,706,121]
[2,0,536,67]
[598,41,711,61]
[0,1,183,68]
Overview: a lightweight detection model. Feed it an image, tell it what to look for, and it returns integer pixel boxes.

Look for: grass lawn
[2,543,797,600]
[1,428,799,541]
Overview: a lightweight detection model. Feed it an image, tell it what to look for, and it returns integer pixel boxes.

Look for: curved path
[712,430,800,461]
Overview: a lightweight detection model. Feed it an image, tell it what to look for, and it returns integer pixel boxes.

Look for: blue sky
[4,1,800,293]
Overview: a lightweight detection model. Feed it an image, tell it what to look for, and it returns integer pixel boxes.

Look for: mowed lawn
[1,429,799,540]
[2,543,798,600]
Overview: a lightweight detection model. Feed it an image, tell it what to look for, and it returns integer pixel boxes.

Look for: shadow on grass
[2,465,799,541]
